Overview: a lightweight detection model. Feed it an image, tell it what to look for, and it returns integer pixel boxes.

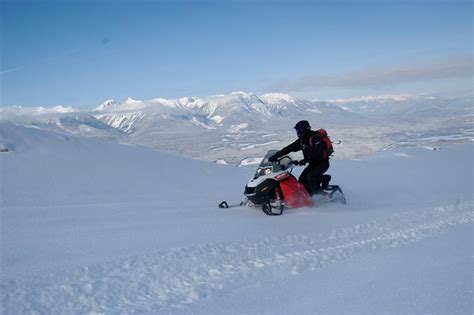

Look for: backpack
[313,128,334,159]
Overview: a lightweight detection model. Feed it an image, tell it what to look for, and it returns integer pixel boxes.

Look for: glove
[295,160,306,166]
[268,155,278,163]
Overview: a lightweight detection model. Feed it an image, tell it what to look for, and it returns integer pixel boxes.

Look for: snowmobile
[219,150,346,215]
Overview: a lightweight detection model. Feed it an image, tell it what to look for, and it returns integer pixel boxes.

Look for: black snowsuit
[272,130,329,196]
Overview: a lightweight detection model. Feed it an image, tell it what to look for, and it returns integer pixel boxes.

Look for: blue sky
[1,0,472,107]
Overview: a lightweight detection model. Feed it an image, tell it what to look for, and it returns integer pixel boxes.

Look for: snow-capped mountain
[0,105,78,119]
[327,94,471,119]
[0,105,120,139]
[94,99,118,111]
[1,91,472,164]
[92,91,355,133]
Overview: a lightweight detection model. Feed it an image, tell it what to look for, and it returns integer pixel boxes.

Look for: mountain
[0,105,122,140]
[1,92,472,164]
[327,94,471,119]
[89,92,473,163]
[92,91,356,132]
[87,91,368,163]
[94,99,118,111]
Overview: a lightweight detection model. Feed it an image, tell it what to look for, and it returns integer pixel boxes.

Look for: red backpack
[314,128,334,159]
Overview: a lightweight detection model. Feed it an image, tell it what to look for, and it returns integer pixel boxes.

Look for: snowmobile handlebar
[275,156,304,166]
[271,156,303,173]
[291,160,306,166]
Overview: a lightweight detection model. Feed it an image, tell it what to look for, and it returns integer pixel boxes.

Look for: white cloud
[270,56,473,92]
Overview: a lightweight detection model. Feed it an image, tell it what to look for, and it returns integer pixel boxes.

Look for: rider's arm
[274,139,301,158]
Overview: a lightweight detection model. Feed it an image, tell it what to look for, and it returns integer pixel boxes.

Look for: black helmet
[294,120,311,139]
[294,120,311,130]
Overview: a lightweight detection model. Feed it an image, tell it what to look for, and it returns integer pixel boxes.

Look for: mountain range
[1,91,472,164]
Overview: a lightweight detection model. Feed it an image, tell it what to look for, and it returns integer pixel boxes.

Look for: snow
[239,156,264,166]
[94,99,118,111]
[227,123,248,133]
[1,123,473,314]
[95,111,144,133]
[148,97,179,107]
[393,152,412,158]
[191,117,216,130]
[3,92,472,164]
[0,105,78,119]
[328,94,413,103]
[260,92,296,104]
[239,141,280,150]
[209,115,224,124]
[307,108,322,113]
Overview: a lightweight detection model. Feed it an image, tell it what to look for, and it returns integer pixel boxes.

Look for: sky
[1,0,472,108]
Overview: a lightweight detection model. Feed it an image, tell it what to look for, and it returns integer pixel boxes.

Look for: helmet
[294,120,311,130]
[294,120,311,139]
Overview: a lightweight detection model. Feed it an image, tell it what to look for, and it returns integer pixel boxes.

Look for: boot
[321,175,331,190]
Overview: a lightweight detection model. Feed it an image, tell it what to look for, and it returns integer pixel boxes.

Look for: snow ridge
[2,201,472,314]
[95,112,145,133]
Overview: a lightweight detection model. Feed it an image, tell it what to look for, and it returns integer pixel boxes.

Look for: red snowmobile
[219,150,346,215]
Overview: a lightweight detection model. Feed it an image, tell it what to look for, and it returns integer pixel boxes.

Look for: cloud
[0,42,109,76]
[0,66,24,75]
[0,48,84,77]
[270,56,473,92]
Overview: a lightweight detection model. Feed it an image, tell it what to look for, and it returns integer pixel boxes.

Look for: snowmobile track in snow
[2,201,473,314]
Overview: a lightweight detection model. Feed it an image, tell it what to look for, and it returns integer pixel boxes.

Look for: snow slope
[1,123,473,314]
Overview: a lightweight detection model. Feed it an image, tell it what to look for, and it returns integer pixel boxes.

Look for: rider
[268,120,330,196]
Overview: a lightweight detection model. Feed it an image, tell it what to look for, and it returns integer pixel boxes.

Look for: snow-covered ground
[1,123,473,314]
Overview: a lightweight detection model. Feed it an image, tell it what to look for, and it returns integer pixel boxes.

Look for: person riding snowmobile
[269,120,330,196]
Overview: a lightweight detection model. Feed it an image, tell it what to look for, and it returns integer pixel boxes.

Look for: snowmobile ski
[218,200,246,209]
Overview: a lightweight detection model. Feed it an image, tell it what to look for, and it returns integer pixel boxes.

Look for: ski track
[2,201,473,314]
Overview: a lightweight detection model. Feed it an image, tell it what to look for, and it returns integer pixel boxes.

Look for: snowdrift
[1,123,472,314]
